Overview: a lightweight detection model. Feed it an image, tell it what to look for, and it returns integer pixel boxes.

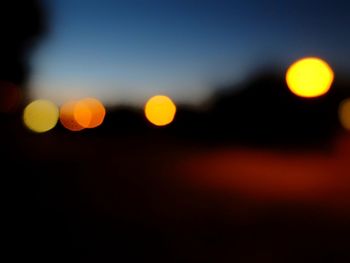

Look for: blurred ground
[5,125,350,262]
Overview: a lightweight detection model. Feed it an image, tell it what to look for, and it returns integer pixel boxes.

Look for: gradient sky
[29,0,350,106]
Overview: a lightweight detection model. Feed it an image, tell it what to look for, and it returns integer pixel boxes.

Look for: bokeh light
[339,98,350,131]
[74,100,92,128]
[0,81,22,113]
[59,100,85,131]
[74,98,106,129]
[286,57,334,98]
[23,100,59,133]
[74,98,106,128]
[145,95,176,126]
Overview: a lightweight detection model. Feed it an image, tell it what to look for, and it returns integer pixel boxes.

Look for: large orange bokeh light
[144,95,176,126]
[74,98,106,129]
[286,57,334,98]
[59,101,85,131]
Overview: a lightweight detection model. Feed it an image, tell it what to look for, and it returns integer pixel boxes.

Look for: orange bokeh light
[338,98,350,131]
[59,100,85,131]
[74,98,106,128]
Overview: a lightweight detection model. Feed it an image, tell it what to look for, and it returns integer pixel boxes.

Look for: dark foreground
[3,125,350,262]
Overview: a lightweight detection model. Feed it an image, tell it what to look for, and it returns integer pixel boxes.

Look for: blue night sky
[29,0,350,106]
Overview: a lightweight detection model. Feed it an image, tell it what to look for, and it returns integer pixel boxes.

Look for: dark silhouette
[199,69,345,149]
[1,0,48,258]
[0,1,45,86]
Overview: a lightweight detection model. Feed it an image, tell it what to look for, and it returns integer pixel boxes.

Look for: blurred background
[2,0,350,261]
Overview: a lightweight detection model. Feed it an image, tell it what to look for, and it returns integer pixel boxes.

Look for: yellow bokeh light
[59,100,85,131]
[339,98,350,131]
[286,57,334,98]
[145,95,176,126]
[23,100,59,133]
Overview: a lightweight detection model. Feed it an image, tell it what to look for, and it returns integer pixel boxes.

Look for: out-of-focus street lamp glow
[286,57,334,98]
[74,100,92,128]
[145,95,176,126]
[339,98,350,131]
[74,98,106,128]
[60,100,85,131]
[23,100,59,133]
